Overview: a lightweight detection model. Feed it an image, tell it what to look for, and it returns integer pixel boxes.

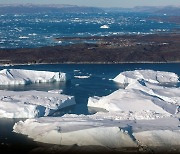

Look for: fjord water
[0,12,178,48]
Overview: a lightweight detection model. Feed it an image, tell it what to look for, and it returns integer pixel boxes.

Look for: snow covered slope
[0,90,75,118]
[0,69,69,85]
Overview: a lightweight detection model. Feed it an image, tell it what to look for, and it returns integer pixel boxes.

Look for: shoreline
[1,61,180,67]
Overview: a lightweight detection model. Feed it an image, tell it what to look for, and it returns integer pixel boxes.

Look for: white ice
[74,75,90,79]
[0,90,75,118]
[13,116,137,148]
[113,70,178,85]
[13,113,180,148]
[0,69,69,85]
[100,25,110,29]
[88,70,180,116]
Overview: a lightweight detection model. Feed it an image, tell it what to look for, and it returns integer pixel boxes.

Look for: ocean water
[0,12,178,48]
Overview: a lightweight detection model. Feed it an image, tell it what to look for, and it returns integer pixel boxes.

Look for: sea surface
[0,12,179,48]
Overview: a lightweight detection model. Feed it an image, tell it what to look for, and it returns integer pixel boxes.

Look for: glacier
[0,69,69,85]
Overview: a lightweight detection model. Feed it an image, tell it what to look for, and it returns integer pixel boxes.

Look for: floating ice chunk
[100,25,109,29]
[0,69,69,85]
[89,70,180,116]
[73,69,80,72]
[56,41,62,44]
[74,75,90,79]
[48,90,63,94]
[13,113,180,147]
[13,117,137,148]
[19,36,29,39]
[28,33,37,36]
[113,70,179,85]
[0,90,75,118]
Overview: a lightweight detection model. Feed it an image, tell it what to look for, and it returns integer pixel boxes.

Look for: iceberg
[88,70,180,116]
[13,116,137,148]
[13,113,180,149]
[113,70,179,85]
[0,90,75,118]
[0,69,69,85]
[100,25,109,29]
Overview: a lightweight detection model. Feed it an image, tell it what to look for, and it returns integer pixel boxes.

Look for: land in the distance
[0,33,180,65]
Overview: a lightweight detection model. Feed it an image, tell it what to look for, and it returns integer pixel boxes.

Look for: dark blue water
[0,12,178,48]
[0,63,180,115]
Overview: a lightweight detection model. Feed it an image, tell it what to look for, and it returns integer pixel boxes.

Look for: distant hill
[0,4,104,14]
[1,4,179,15]
[104,6,180,15]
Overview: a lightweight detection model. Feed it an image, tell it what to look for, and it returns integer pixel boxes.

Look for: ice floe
[0,69,69,85]
[0,90,75,118]
[74,75,90,79]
